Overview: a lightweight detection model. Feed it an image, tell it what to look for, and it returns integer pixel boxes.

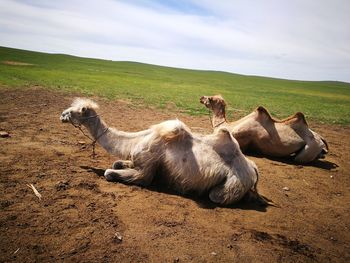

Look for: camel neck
[84,116,108,139]
[212,108,227,128]
[82,116,150,158]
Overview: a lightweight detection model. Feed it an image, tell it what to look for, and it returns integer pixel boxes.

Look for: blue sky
[0,0,349,82]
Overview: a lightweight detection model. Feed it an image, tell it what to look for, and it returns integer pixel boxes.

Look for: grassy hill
[0,46,349,124]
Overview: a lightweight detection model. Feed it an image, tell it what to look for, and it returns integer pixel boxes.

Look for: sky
[0,0,349,82]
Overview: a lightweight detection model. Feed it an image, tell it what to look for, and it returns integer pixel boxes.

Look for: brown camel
[60,98,268,205]
[200,95,328,163]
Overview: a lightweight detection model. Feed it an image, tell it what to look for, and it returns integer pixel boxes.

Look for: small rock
[0,200,14,209]
[55,181,69,191]
[0,131,10,138]
[114,232,123,243]
[330,175,334,179]
[227,244,233,249]
[55,151,65,156]
[173,257,180,263]
[78,141,86,145]
[211,252,217,256]
[38,173,47,178]
[282,187,290,191]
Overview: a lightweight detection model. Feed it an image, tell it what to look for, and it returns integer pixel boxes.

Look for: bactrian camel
[200,95,328,163]
[60,98,266,205]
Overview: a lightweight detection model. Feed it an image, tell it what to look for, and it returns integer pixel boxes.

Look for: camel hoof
[112,160,134,169]
[209,191,226,205]
[104,169,119,182]
[112,161,125,169]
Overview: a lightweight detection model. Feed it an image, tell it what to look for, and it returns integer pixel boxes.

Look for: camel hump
[216,127,232,137]
[215,127,237,146]
[154,119,192,142]
[213,127,240,161]
[256,106,273,119]
[294,112,307,123]
[256,106,308,125]
[284,112,308,125]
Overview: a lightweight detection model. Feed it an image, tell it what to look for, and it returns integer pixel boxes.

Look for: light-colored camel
[60,98,265,205]
[200,95,328,163]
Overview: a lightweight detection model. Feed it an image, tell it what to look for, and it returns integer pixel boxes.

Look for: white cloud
[0,0,349,81]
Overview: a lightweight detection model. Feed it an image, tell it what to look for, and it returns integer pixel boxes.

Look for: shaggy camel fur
[60,98,264,205]
[200,95,328,163]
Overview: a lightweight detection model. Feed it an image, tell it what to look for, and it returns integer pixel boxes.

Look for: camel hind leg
[104,168,153,187]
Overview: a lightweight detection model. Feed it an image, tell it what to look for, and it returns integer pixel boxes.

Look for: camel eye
[81,107,87,113]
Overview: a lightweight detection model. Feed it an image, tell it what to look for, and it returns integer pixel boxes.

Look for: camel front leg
[112,160,134,169]
[294,130,327,163]
[294,142,321,163]
[104,168,153,187]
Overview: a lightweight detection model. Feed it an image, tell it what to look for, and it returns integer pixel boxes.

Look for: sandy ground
[0,87,349,262]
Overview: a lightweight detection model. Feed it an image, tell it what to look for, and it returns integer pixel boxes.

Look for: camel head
[200,95,226,114]
[60,98,99,126]
[200,95,227,128]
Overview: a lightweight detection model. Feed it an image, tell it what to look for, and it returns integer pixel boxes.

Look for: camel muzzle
[60,112,71,123]
[199,96,208,105]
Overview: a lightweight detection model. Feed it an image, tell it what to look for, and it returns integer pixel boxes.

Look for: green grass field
[1,46,349,124]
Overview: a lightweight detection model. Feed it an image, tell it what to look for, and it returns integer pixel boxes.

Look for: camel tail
[257,194,280,208]
[321,137,329,153]
[252,167,279,208]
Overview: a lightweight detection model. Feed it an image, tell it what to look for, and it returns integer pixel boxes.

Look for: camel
[60,98,266,205]
[200,95,328,163]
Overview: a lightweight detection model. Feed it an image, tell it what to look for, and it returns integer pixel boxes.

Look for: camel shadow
[148,181,269,212]
[80,165,269,212]
[246,152,338,171]
[80,166,106,177]
[192,194,269,212]
[297,159,338,170]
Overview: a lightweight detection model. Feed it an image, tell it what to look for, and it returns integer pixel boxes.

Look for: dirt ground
[0,87,349,262]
